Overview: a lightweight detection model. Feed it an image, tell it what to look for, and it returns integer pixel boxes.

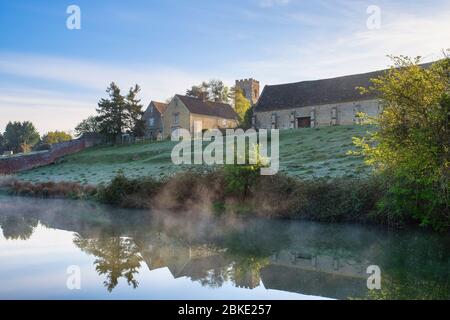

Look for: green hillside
[16,125,374,185]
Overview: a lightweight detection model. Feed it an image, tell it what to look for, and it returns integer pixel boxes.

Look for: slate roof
[176,95,238,120]
[255,63,436,112]
[254,69,387,112]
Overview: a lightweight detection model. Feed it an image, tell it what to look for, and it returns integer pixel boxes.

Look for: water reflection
[0,195,449,300]
[73,235,143,292]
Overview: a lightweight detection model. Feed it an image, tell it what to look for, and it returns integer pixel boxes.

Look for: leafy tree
[41,131,72,145]
[75,116,100,136]
[3,121,40,153]
[186,83,208,100]
[352,55,450,230]
[209,79,230,103]
[234,88,251,123]
[241,106,254,130]
[186,79,231,103]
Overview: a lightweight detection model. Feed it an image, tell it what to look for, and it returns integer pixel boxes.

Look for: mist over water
[0,195,449,300]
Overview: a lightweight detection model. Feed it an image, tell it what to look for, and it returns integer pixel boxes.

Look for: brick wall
[0,134,103,174]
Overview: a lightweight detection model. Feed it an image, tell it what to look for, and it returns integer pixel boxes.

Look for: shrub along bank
[4,168,438,230]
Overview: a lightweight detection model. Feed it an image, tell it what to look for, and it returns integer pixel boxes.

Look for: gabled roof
[149,101,168,114]
[176,95,238,120]
[255,63,435,112]
[255,70,383,112]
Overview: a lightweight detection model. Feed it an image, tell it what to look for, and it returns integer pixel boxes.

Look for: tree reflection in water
[1,195,449,299]
[73,234,143,292]
[0,216,38,240]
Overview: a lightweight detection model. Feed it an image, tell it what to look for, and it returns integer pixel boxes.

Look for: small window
[148,117,155,127]
[173,113,179,125]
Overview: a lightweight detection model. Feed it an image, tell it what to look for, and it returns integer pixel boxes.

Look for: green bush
[96,173,162,206]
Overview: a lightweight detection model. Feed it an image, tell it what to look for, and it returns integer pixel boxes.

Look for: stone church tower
[235,78,260,105]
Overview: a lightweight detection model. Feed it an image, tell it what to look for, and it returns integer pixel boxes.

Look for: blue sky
[0,0,449,133]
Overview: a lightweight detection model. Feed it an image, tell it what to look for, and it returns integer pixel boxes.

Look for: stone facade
[255,99,381,129]
[162,96,191,139]
[253,68,389,130]
[142,101,168,140]
[162,95,239,139]
[235,78,260,105]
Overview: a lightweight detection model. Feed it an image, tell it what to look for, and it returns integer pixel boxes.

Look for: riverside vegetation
[2,56,449,231]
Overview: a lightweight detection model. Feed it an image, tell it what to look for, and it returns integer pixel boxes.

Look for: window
[173,113,179,125]
[150,106,153,114]
[148,117,155,127]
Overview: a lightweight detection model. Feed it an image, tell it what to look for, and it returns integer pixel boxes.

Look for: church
[236,68,386,130]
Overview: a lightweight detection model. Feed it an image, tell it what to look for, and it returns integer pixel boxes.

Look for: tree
[95,82,144,137]
[186,79,231,103]
[234,88,251,123]
[0,133,5,153]
[75,116,100,136]
[41,131,72,145]
[96,82,126,136]
[74,235,143,292]
[186,83,208,100]
[241,106,254,130]
[125,84,144,137]
[352,55,450,230]
[209,79,230,103]
[3,121,40,153]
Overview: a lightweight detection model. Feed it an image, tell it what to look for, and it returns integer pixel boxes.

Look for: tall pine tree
[126,84,144,136]
[95,82,143,137]
[96,82,126,136]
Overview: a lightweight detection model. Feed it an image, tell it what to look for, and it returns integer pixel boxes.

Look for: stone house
[142,101,168,140]
[162,95,239,139]
[253,69,385,130]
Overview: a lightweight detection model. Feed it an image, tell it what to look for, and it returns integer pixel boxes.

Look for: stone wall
[163,96,191,138]
[254,99,381,129]
[190,114,238,132]
[0,134,103,174]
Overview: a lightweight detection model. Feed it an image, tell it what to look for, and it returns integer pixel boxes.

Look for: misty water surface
[0,195,449,300]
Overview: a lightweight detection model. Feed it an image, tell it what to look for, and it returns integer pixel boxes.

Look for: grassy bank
[15,125,373,184]
[4,170,405,227]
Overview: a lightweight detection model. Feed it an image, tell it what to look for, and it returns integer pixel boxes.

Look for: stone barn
[253,69,385,130]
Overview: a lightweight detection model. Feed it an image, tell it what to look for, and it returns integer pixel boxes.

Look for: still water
[0,195,449,300]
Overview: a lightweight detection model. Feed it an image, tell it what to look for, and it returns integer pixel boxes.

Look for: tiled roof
[151,101,168,114]
[255,70,383,112]
[255,63,434,112]
[176,95,238,120]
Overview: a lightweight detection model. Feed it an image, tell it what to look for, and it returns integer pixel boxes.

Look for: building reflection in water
[1,196,449,300]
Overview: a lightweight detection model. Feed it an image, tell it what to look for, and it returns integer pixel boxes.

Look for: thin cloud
[236,6,450,84]
[259,0,291,8]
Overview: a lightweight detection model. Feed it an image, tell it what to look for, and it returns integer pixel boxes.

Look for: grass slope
[16,125,373,185]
